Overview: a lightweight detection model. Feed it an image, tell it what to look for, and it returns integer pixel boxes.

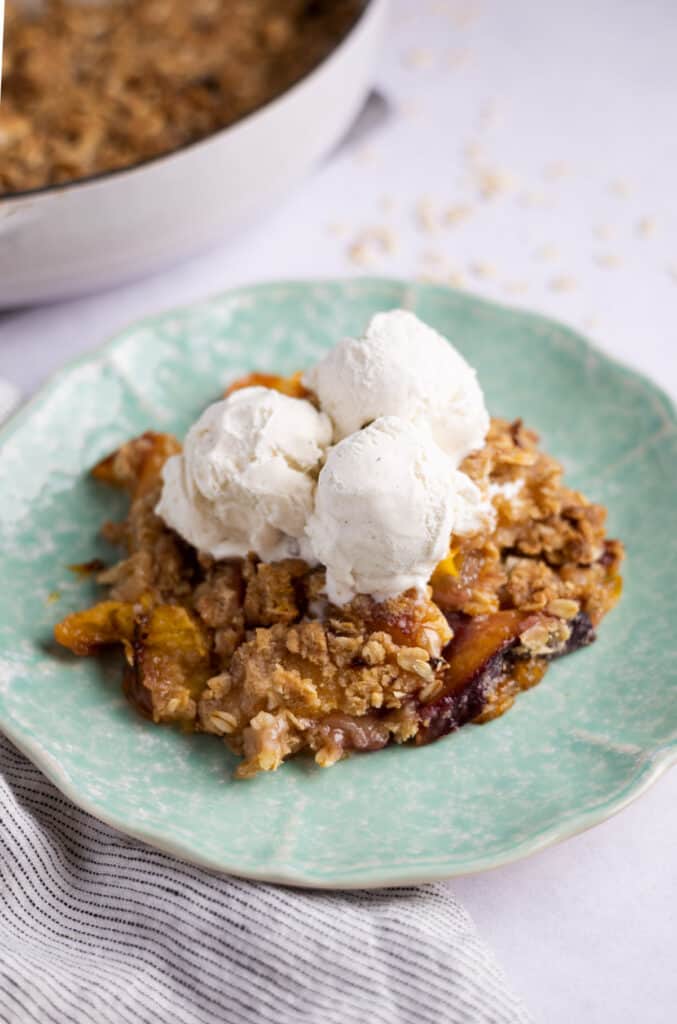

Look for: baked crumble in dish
[0,0,362,195]
[55,314,623,778]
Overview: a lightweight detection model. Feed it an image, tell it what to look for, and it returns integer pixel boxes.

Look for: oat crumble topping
[55,385,623,778]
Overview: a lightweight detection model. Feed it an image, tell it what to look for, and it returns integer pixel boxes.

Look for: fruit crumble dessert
[55,311,623,777]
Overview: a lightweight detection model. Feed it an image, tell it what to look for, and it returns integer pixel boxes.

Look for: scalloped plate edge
[1,710,674,888]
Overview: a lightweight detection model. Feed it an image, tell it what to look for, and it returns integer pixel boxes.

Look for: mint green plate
[1,279,675,888]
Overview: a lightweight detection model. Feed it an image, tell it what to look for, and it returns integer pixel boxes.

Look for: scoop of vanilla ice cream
[305,416,490,606]
[156,387,332,562]
[303,309,489,462]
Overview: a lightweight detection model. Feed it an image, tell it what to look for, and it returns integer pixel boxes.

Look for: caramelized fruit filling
[55,415,623,777]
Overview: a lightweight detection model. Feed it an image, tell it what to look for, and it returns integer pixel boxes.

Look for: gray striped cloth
[0,735,533,1024]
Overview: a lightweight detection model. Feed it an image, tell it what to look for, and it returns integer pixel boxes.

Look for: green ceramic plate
[1,279,675,888]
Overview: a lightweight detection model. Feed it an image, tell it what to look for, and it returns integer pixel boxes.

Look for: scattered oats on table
[534,244,560,263]
[469,260,498,280]
[403,48,436,70]
[593,224,616,241]
[347,226,397,268]
[595,252,622,269]
[416,197,439,233]
[476,166,517,200]
[636,217,656,239]
[608,178,632,198]
[444,203,474,226]
[550,275,578,293]
[543,161,572,181]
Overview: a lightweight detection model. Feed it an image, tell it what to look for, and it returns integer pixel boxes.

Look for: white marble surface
[0,1,675,1021]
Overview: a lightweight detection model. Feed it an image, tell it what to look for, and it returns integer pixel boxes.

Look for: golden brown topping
[0,0,362,195]
[194,563,243,627]
[242,557,308,627]
[345,590,453,657]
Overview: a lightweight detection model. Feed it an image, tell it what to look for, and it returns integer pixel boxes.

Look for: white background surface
[0,1,675,1021]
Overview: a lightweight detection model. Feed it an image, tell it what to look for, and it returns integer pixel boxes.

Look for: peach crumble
[55,312,623,777]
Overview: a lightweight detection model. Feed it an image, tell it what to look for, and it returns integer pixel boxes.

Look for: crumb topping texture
[55,405,623,778]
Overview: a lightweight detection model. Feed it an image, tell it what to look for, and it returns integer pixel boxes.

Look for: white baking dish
[0,0,387,308]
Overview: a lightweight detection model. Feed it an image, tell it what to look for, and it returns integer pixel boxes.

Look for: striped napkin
[0,736,532,1024]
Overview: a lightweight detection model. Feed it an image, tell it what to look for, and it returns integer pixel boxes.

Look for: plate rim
[1,276,676,889]
[1,711,674,889]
